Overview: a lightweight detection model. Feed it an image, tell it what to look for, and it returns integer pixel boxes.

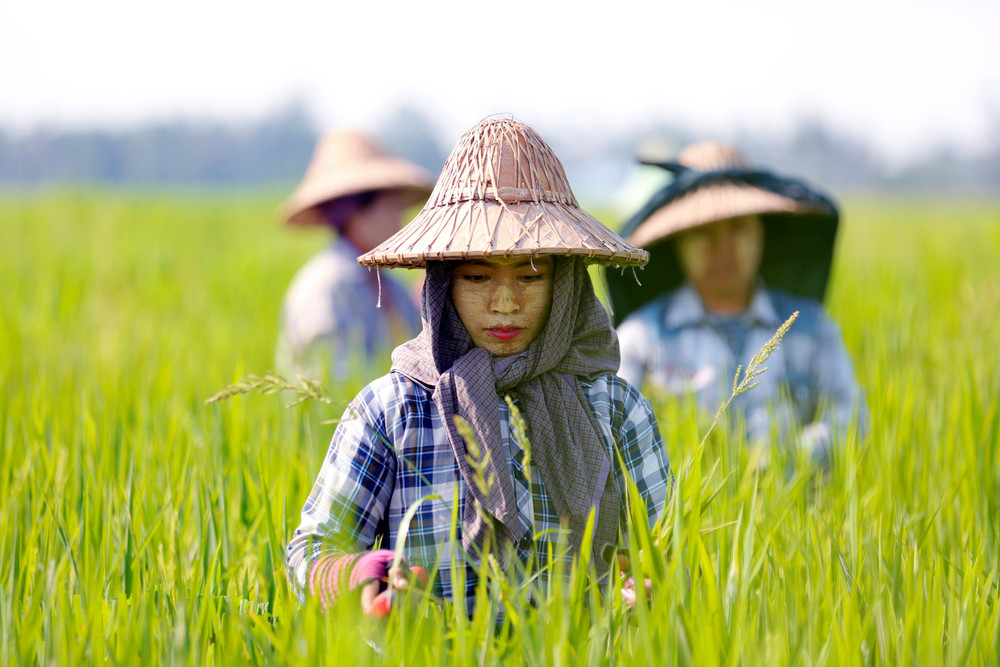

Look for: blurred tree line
[0,104,317,186]
[1,101,997,195]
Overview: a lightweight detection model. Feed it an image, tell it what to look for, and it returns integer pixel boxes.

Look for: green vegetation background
[1,191,998,664]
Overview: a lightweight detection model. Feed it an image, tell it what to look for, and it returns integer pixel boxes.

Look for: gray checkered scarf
[391,256,621,572]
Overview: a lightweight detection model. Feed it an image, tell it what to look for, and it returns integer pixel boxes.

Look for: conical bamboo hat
[626,141,823,247]
[358,118,648,268]
[282,130,434,226]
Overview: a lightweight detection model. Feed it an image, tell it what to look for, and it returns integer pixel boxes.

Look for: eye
[521,272,547,282]
[459,273,488,283]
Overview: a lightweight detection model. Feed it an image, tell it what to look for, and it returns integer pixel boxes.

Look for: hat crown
[308,130,388,173]
[678,141,749,171]
[282,130,433,226]
[358,117,648,268]
[427,118,578,208]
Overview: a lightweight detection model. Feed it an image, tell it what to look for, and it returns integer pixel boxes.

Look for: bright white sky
[2,0,998,166]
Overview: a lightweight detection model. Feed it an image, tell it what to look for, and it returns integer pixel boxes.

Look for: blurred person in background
[276,131,434,381]
[605,141,866,465]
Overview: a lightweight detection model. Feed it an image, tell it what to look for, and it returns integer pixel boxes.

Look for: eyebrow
[461,258,551,269]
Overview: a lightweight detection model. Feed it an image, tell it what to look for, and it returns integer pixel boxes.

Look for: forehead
[676,215,763,241]
[702,214,763,231]
[454,256,554,269]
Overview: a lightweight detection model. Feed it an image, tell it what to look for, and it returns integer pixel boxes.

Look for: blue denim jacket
[617,283,866,457]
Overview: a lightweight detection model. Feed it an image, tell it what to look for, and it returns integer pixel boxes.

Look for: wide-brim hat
[282,130,435,226]
[605,141,840,326]
[358,118,648,268]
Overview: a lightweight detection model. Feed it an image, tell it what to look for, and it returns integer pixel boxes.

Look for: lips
[486,326,523,341]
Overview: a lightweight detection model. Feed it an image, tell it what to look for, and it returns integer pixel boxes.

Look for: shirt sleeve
[608,376,673,530]
[616,316,650,389]
[278,278,374,381]
[805,311,868,456]
[285,385,398,602]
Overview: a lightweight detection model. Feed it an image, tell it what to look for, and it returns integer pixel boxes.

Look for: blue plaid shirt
[617,283,866,457]
[286,371,672,607]
[275,237,422,380]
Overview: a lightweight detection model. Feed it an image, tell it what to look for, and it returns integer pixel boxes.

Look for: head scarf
[391,256,621,571]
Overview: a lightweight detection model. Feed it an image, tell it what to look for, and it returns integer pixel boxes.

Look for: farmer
[286,118,673,615]
[605,141,865,463]
[275,130,434,381]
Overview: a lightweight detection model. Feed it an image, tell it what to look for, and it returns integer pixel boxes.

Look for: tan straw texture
[626,141,822,248]
[358,118,648,268]
[282,130,434,226]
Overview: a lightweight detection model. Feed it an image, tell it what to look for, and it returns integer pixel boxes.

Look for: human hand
[359,559,428,618]
[620,576,653,606]
[616,551,652,607]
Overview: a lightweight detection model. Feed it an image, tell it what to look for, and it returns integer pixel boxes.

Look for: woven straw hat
[282,130,434,226]
[605,141,839,326]
[626,142,826,247]
[358,118,648,268]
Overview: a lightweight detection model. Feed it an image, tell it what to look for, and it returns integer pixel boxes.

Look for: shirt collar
[665,281,781,329]
[330,235,363,261]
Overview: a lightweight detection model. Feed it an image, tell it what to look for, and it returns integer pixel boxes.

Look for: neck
[340,228,370,254]
[695,285,754,316]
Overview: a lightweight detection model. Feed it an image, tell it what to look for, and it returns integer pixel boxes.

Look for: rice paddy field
[1,189,999,665]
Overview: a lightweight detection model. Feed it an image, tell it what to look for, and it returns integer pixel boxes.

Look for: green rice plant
[1,190,998,664]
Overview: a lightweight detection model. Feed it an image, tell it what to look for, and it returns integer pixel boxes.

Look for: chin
[485,343,526,358]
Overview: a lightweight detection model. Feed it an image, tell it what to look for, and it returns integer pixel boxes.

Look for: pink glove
[309,549,396,611]
[309,550,428,616]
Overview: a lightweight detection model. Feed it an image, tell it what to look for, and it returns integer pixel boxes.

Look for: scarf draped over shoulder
[391,256,622,571]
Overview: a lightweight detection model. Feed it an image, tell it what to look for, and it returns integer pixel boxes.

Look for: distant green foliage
[1,191,999,664]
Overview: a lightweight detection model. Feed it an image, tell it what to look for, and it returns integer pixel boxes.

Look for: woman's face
[450,256,555,357]
[344,190,414,253]
[675,214,764,312]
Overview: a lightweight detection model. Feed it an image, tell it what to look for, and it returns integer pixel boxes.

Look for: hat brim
[282,158,434,226]
[625,182,825,247]
[358,199,649,268]
[607,210,838,326]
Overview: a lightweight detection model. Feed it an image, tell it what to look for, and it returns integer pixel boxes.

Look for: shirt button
[518,535,533,551]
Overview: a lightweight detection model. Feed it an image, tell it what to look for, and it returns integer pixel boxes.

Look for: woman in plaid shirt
[286,118,673,616]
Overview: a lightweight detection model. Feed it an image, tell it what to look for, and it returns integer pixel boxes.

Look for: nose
[490,284,520,314]
[708,228,737,256]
